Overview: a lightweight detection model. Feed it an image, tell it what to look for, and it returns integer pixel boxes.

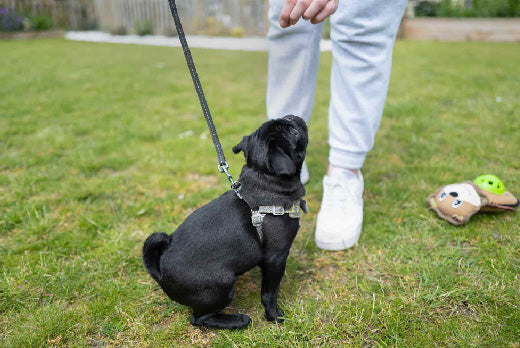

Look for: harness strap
[257,202,302,218]
[251,201,302,243]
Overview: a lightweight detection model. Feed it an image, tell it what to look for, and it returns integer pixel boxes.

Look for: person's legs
[316,0,408,250]
[266,0,324,123]
[328,0,408,169]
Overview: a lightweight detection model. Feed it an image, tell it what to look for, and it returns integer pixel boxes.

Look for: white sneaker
[315,168,364,250]
[300,160,309,185]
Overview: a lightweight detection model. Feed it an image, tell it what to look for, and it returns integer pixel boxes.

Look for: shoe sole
[315,225,362,251]
[315,238,358,251]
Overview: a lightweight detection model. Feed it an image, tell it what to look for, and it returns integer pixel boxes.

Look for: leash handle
[167,0,238,189]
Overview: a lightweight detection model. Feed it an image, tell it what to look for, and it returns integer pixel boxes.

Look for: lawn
[1,38,519,347]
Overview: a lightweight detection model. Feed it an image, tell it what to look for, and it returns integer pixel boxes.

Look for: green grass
[1,38,519,347]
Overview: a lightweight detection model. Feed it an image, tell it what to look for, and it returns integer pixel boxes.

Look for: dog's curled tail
[143,232,171,282]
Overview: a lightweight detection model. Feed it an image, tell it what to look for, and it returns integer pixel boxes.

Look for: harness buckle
[272,206,284,215]
[251,211,266,227]
[288,207,301,218]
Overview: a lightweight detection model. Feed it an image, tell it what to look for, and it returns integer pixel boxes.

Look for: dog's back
[142,191,262,304]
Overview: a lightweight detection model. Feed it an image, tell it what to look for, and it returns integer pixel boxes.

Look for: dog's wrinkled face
[233,115,308,178]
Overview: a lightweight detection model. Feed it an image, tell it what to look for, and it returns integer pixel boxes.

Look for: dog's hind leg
[189,285,251,329]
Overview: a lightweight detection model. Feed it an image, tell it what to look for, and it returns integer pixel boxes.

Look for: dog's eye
[289,128,299,137]
[439,192,447,201]
[452,198,463,208]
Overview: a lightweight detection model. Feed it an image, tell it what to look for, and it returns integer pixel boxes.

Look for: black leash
[166,0,240,191]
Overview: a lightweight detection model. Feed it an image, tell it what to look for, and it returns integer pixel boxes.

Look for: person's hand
[279,0,338,28]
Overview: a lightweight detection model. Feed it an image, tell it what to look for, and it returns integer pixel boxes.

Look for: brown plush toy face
[434,183,482,225]
[428,180,518,225]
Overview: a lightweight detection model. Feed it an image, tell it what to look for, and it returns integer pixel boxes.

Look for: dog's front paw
[265,307,285,323]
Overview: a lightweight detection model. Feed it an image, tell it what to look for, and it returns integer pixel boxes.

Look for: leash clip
[218,162,241,191]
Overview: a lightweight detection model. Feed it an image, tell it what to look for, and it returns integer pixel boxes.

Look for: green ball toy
[473,174,506,195]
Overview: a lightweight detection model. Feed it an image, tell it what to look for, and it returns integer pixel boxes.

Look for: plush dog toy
[427,175,519,225]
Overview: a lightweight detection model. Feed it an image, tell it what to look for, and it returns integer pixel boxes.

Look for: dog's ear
[268,147,296,177]
[232,136,249,155]
[300,199,308,214]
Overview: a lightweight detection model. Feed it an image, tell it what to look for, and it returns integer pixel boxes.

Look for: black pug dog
[143,115,308,329]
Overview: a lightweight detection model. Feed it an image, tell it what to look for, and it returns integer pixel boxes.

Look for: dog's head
[232,115,308,178]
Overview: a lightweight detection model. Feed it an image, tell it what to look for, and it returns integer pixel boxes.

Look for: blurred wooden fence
[1,0,96,30]
[1,0,268,35]
[94,0,267,36]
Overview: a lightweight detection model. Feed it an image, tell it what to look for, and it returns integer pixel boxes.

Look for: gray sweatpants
[267,0,408,169]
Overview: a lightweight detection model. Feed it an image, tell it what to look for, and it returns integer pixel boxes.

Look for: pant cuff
[329,147,366,170]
